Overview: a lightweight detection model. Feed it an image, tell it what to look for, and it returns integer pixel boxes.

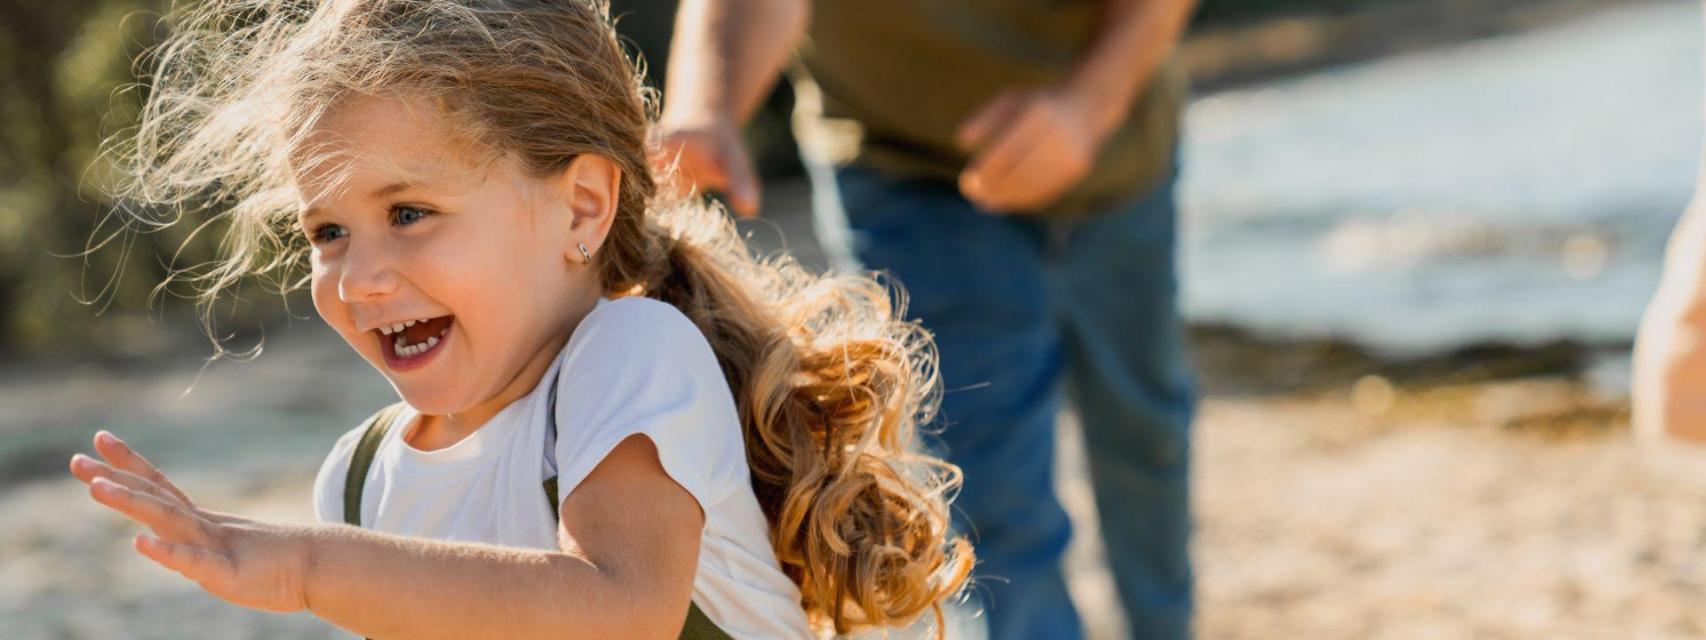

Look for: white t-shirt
[312,296,813,639]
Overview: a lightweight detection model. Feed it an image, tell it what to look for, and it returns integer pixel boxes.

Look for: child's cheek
[308,257,333,309]
[307,262,357,345]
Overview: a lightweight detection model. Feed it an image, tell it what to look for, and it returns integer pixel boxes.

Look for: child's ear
[556,154,622,257]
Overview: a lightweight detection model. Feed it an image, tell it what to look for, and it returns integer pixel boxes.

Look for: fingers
[70,454,183,506]
[652,129,762,217]
[961,105,1050,210]
[134,533,235,586]
[718,139,762,218]
[981,132,1083,212]
[90,476,212,547]
[70,449,236,525]
[965,103,1047,191]
[956,91,1026,153]
[92,431,195,507]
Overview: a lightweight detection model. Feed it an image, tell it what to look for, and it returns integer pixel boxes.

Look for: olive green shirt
[793,0,1187,217]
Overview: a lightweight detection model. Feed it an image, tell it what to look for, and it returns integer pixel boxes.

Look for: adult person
[1635,5,1706,444]
[655,1,1199,637]
[1637,169,1706,441]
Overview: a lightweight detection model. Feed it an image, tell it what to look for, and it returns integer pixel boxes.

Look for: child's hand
[69,431,312,613]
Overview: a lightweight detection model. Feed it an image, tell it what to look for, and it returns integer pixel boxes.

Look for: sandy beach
[4,310,1691,639]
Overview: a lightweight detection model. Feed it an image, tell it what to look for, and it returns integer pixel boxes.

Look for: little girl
[65,0,972,637]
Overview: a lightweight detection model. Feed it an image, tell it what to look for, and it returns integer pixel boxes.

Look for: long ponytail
[619,203,974,633]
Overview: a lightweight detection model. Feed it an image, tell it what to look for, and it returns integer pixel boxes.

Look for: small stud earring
[578,242,593,264]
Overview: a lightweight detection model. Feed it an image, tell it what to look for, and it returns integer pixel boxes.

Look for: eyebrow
[299,180,420,224]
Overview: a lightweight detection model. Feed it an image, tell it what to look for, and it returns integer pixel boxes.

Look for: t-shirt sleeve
[551,297,748,514]
[311,424,367,524]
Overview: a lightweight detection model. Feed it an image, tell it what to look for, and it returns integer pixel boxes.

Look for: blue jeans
[808,161,1197,640]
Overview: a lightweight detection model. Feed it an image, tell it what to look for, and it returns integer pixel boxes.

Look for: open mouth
[374,315,454,371]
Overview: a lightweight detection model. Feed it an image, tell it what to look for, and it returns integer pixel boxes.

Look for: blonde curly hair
[105,0,973,634]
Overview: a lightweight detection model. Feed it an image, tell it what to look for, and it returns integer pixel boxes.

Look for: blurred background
[3,0,1702,637]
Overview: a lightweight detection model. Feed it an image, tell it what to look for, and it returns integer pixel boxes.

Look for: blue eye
[310,224,347,244]
[392,205,433,226]
[306,206,432,245]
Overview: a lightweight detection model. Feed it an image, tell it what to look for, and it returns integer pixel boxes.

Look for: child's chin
[383,378,457,414]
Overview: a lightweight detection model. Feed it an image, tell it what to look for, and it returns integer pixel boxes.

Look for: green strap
[343,402,734,640]
[678,602,730,640]
[343,402,406,527]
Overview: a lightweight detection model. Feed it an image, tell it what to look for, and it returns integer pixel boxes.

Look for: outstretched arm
[71,432,702,639]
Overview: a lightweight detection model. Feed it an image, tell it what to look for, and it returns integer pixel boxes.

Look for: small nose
[338,238,401,303]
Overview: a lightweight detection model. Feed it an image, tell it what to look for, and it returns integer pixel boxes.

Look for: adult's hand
[955,86,1110,214]
[652,116,763,217]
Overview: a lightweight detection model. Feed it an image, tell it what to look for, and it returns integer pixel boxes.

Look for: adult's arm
[958,0,1199,212]
[654,0,809,216]
[1068,0,1201,139]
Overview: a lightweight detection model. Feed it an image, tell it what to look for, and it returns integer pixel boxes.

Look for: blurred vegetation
[1,0,181,356]
[0,0,1460,357]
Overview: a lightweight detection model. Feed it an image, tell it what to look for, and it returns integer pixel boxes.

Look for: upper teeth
[393,321,452,358]
[378,319,428,335]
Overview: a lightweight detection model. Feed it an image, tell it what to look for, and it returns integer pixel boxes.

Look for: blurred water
[1180,0,1704,356]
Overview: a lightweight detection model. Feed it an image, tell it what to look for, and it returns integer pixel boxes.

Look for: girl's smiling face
[293,95,617,424]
